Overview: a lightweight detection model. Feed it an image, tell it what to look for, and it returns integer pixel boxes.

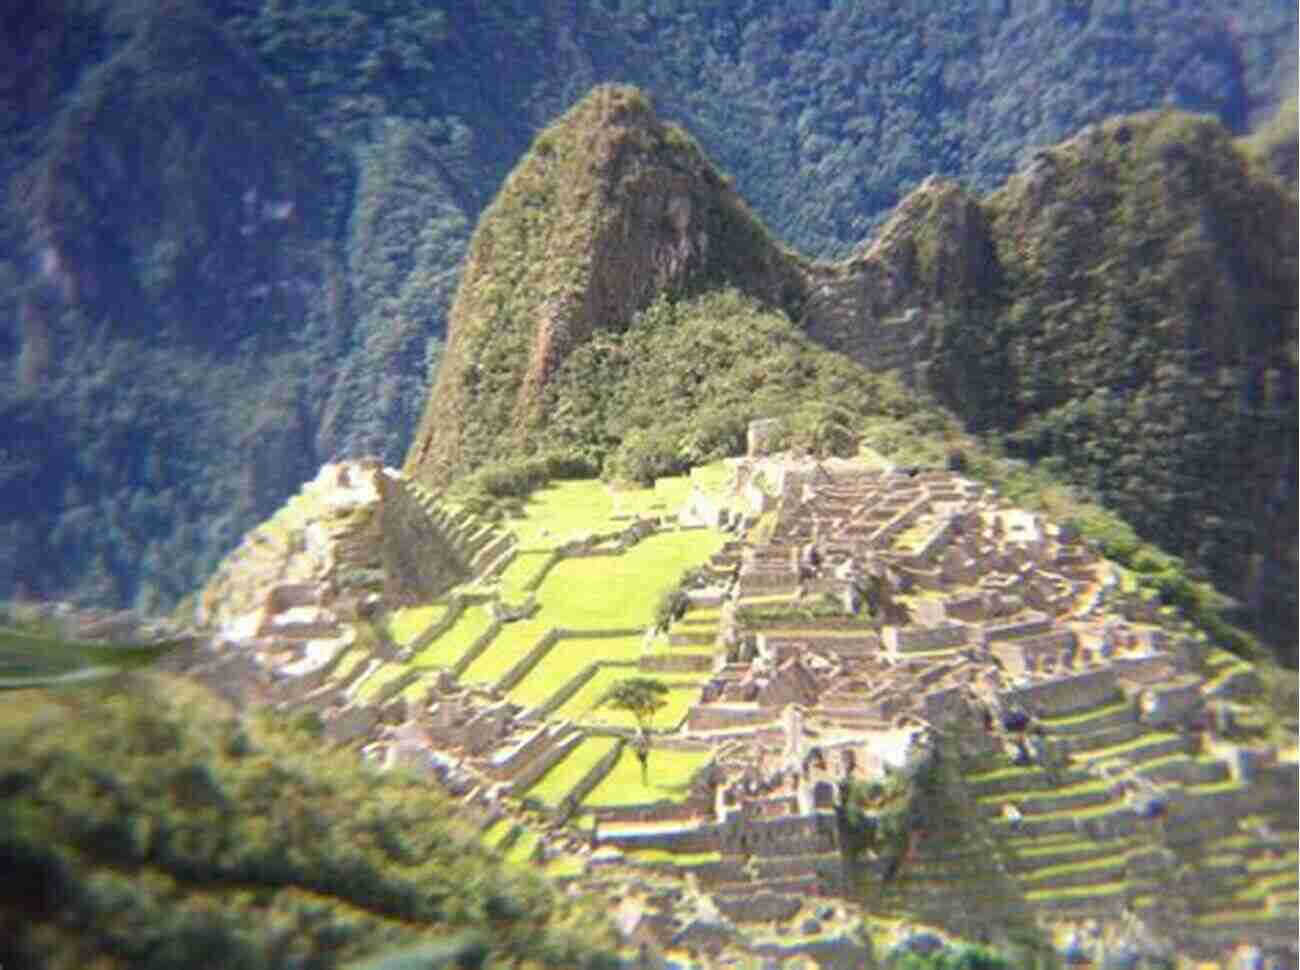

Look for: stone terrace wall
[378,472,470,603]
[1005,668,1119,717]
[720,810,840,858]
[688,703,781,731]
[885,623,968,653]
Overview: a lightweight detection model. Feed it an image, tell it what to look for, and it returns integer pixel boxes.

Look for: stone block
[884,623,968,653]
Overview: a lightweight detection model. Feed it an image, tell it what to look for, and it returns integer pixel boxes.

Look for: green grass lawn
[355,662,411,702]
[1039,699,1130,728]
[457,530,724,686]
[544,855,587,879]
[507,636,647,708]
[504,829,543,865]
[502,464,732,551]
[1012,837,1135,860]
[557,666,704,729]
[460,621,553,685]
[680,605,723,623]
[480,818,513,849]
[525,736,620,807]
[1025,880,1129,903]
[1073,730,1183,763]
[409,604,496,669]
[582,746,713,808]
[1019,853,1130,883]
[386,604,447,647]
[496,550,556,596]
[976,777,1116,807]
[627,849,722,866]
[327,647,368,685]
[399,670,441,703]
[653,473,700,510]
[506,481,666,549]
[539,530,726,627]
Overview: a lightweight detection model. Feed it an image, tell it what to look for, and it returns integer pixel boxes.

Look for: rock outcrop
[196,460,472,636]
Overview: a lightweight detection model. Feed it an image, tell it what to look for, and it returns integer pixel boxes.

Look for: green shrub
[450,453,598,518]
[604,426,688,486]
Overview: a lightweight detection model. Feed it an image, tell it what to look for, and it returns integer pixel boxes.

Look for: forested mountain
[0,0,1294,650]
[405,86,1297,657]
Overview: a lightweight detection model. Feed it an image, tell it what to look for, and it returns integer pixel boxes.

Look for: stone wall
[747,418,784,457]
[559,738,624,816]
[720,810,840,858]
[714,891,803,924]
[884,623,968,653]
[641,652,715,673]
[521,551,563,591]
[600,821,723,854]
[978,612,1051,645]
[590,800,701,824]
[764,634,881,660]
[448,618,505,678]
[495,630,561,693]
[688,703,781,731]
[1006,668,1119,717]
[488,721,564,780]
[405,598,468,655]
[990,629,1078,676]
[529,660,635,720]
[509,729,583,794]
[377,472,470,603]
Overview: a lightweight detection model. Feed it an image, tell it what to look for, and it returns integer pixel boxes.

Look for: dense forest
[0,1,1294,652]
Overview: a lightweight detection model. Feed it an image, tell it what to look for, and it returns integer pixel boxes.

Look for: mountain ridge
[1,2,1294,642]
[405,86,1297,660]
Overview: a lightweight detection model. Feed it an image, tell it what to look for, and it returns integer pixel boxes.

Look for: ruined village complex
[187,422,1298,969]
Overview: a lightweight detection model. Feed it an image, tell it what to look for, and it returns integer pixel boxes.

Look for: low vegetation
[0,676,620,970]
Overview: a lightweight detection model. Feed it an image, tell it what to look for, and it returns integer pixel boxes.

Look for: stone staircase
[401,479,519,581]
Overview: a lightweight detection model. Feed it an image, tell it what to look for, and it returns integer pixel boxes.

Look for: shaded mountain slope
[959,112,1298,644]
[0,2,350,610]
[1,0,1294,616]
[406,88,1297,659]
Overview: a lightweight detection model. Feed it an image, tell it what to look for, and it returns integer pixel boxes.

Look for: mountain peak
[403,85,804,486]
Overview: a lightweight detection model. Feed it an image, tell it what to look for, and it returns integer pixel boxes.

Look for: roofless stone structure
[187,444,1298,968]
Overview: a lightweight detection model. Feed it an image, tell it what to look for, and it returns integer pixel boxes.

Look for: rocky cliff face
[407,89,1297,655]
[802,177,1002,383]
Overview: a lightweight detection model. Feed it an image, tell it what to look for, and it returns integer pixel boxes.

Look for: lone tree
[599,677,670,784]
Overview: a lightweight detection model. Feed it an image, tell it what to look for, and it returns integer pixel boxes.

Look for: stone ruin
[182,447,1298,968]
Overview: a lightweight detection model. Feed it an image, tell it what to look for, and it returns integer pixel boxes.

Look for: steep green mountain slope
[943,112,1298,648]
[404,86,808,484]
[406,88,1297,661]
[0,0,1294,619]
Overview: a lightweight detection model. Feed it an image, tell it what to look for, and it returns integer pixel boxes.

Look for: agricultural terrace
[458,528,725,686]
[386,604,446,646]
[506,636,647,708]
[556,666,705,730]
[409,603,496,669]
[583,746,714,808]
[524,736,622,808]
[507,473,704,551]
